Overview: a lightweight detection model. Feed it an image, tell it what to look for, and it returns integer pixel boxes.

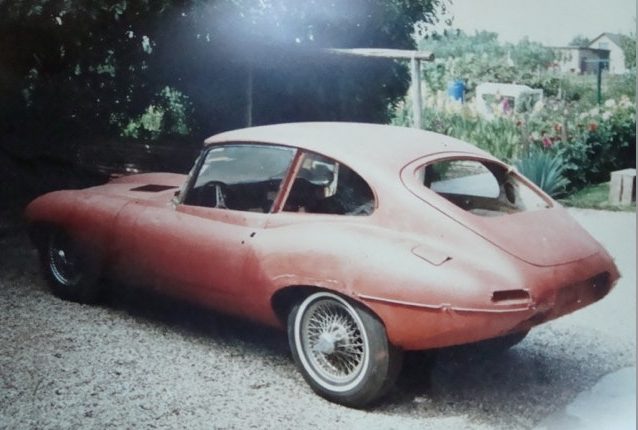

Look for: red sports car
[25,122,619,407]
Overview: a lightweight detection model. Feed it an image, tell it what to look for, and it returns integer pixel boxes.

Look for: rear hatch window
[420,159,549,216]
[403,157,598,266]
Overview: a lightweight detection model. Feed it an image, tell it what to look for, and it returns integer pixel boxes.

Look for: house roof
[589,32,626,48]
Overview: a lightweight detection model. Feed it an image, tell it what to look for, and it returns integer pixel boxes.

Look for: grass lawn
[559,182,636,211]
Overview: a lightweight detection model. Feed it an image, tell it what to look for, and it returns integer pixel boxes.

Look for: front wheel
[43,228,102,303]
[288,292,402,408]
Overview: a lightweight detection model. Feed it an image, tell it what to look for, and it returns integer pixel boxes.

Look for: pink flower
[542,137,553,148]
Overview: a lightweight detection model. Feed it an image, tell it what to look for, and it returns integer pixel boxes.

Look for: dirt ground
[0,207,635,429]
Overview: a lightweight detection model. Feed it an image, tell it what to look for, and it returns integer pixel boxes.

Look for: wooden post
[411,55,422,129]
[246,64,253,127]
[321,49,434,129]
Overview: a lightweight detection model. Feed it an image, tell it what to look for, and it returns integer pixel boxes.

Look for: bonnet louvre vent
[130,184,178,192]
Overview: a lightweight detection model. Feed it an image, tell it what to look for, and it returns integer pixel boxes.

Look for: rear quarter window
[283,151,375,216]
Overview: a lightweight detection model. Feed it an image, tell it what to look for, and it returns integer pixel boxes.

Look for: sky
[441,0,636,45]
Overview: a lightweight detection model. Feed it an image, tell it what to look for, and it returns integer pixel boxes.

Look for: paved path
[533,209,636,430]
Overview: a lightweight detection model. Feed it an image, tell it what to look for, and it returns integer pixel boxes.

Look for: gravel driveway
[0,208,635,429]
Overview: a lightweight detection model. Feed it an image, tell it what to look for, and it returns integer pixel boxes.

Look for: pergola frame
[325,48,434,129]
[243,48,434,129]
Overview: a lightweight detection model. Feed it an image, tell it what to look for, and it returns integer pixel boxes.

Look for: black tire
[288,291,403,408]
[41,228,102,303]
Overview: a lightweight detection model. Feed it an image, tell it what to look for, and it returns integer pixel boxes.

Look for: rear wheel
[288,291,402,408]
[43,228,101,303]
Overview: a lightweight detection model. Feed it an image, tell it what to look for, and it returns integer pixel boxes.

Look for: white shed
[475,82,543,120]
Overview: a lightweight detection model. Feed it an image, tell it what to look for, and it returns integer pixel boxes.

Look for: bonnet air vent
[130,184,178,192]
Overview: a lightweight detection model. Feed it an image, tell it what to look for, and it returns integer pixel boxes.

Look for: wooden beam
[325,48,434,61]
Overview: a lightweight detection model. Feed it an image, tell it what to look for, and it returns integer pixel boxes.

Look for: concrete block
[609,169,636,205]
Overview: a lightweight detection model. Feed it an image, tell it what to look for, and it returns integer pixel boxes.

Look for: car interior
[422,159,549,216]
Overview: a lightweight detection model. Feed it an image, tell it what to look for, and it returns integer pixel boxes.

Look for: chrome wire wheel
[294,292,370,392]
[48,231,81,287]
[40,227,102,304]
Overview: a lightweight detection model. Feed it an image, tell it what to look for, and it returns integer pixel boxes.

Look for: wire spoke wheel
[48,231,82,287]
[301,297,367,387]
[40,227,101,303]
[288,291,403,407]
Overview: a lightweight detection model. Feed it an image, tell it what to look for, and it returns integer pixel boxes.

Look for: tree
[418,30,506,59]
[568,35,591,47]
[0,0,447,149]
[620,34,636,69]
[0,0,177,143]
[508,37,555,71]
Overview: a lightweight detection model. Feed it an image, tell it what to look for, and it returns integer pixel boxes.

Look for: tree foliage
[417,31,557,98]
[0,0,445,149]
[568,34,591,47]
[619,33,636,69]
[418,30,506,59]
[508,37,555,71]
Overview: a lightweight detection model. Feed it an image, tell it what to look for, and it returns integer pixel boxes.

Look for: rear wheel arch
[271,285,387,328]
[272,285,321,326]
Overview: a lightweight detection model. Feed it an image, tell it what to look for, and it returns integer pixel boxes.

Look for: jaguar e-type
[25,122,619,407]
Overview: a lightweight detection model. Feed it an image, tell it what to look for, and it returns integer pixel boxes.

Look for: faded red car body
[25,123,619,352]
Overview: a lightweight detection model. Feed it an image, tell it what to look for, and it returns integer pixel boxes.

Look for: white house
[551,46,609,74]
[588,33,628,74]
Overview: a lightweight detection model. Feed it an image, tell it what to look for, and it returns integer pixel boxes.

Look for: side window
[183,144,295,212]
[419,159,549,216]
[284,152,375,216]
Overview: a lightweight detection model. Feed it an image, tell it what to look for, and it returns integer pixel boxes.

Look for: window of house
[183,144,295,212]
[283,152,375,216]
[419,159,549,217]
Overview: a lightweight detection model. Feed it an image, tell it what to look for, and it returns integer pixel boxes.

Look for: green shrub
[515,149,569,197]
[113,86,193,141]
[393,101,522,163]
[446,116,521,162]
[605,70,636,102]
[557,97,636,189]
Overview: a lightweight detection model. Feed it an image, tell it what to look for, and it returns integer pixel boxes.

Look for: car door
[112,143,297,315]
